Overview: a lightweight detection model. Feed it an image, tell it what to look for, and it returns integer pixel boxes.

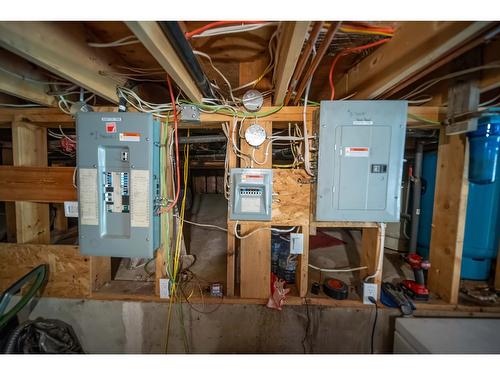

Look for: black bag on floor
[3,318,84,354]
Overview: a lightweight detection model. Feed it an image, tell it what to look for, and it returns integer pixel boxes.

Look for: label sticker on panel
[119,132,141,142]
[241,174,264,183]
[131,170,150,227]
[79,168,98,225]
[344,147,369,157]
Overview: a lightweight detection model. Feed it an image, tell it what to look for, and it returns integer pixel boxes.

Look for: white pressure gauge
[244,124,267,147]
[242,89,264,112]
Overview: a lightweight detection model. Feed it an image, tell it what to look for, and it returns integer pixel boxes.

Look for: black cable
[302,298,311,354]
[368,296,378,354]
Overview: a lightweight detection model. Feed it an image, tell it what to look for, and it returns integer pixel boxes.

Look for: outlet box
[363,282,378,304]
[64,201,79,217]
[290,233,304,254]
[159,278,170,299]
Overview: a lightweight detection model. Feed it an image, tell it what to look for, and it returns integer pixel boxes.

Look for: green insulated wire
[179,100,284,119]
[407,113,441,125]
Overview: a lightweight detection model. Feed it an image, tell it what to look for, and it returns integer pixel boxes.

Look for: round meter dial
[242,89,264,112]
[244,124,267,147]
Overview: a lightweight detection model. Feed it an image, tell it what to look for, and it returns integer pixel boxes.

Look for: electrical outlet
[64,201,79,217]
[159,278,170,299]
[363,282,378,304]
[290,233,304,254]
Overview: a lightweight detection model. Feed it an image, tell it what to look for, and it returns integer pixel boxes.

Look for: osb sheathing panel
[272,169,311,225]
[0,244,90,298]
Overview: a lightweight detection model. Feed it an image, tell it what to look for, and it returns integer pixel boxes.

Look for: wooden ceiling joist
[0,67,56,107]
[334,21,497,100]
[273,21,311,105]
[126,21,203,102]
[0,22,125,104]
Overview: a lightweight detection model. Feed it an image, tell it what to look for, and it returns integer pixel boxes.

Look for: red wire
[329,38,391,100]
[185,21,267,39]
[162,75,181,212]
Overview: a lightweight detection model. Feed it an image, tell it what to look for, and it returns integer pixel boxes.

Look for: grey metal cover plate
[316,100,407,222]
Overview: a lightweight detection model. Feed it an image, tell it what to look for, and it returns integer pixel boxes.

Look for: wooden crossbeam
[273,21,311,105]
[0,166,77,203]
[126,21,203,103]
[0,22,125,104]
[334,21,496,100]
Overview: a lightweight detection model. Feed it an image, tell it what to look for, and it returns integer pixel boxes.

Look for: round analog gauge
[242,89,264,112]
[245,124,267,147]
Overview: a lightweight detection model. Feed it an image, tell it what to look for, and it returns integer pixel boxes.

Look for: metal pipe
[283,21,324,106]
[159,21,212,98]
[409,142,424,254]
[292,22,342,105]
[178,135,226,144]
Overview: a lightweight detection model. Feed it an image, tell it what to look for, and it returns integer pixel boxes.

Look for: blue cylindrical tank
[467,116,500,184]
[417,118,500,280]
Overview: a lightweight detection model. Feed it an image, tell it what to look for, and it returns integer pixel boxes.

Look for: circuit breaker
[315,100,407,222]
[229,168,272,221]
[76,112,160,257]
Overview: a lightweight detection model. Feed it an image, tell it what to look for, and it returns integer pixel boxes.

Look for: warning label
[241,174,264,183]
[344,147,369,157]
[119,132,141,142]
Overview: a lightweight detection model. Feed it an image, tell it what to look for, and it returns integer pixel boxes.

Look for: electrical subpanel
[76,112,160,257]
[229,168,272,221]
[315,101,407,222]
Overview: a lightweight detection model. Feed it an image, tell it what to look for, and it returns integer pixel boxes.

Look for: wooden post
[12,119,50,244]
[360,226,383,292]
[1,144,16,242]
[296,226,310,297]
[428,78,477,304]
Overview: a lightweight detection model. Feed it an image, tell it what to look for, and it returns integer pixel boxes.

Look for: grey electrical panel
[229,168,272,221]
[76,112,160,257]
[315,101,407,222]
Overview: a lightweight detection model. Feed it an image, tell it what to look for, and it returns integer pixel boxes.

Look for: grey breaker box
[229,168,272,221]
[76,112,160,257]
[315,101,407,222]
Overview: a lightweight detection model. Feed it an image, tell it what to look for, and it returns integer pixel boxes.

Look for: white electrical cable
[401,62,500,100]
[193,50,237,104]
[308,264,368,273]
[364,223,386,283]
[88,35,140,48]
[0,103,41,107]
[191,23,277,39]
[234,221,296,239]
[174,215,227,232]
[0,66,72,86]
[301,47,315,176]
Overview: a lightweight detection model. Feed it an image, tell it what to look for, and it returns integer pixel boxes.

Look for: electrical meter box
[315,100,407,222]
[76,112,160,257]
[229,168,272,221]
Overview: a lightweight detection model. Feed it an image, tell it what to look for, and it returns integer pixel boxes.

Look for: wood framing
[427,131,469,304]
[0,166,77,203]
[12,119,50,244]
[0,22,125,103]
[126,21,203,102]
[273,21,311,105]
[333,21,496,100]
[0,67,56,107]
[360,226,383,291]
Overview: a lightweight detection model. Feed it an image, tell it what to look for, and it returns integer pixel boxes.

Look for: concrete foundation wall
[16,297,500,354]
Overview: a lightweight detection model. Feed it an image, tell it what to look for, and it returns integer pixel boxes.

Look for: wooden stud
[296,226,310,297]
[12,120,50,244]
[360,226,383,291]
[273,21,311,105]
[0,22,125,103]
[427,132,469,304]
[126,21,203,102]
[1,143,16,242]
[90,256,111,292]
[53,203,68,233]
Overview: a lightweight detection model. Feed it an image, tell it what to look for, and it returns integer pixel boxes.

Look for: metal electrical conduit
[159,21,213,98]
